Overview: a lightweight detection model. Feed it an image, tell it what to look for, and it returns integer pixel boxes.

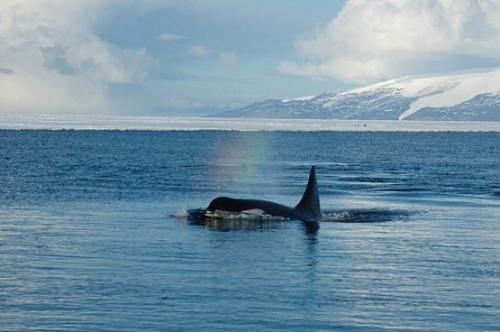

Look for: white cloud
[188,45,212,57]
[279,0,500,84]
[0,0,150,114]
[158,32,183,41]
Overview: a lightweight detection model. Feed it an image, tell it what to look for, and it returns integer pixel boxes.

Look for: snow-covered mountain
[214,68,500,121]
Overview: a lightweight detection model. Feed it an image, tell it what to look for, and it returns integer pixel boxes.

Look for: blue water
[1,130,499,331]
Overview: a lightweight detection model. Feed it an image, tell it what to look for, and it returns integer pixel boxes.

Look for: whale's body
[206,166,321,223]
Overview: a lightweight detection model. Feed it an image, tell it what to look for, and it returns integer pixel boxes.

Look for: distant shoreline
[1,115,499,132]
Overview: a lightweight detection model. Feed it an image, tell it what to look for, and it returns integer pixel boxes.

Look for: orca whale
[205,166,321,223]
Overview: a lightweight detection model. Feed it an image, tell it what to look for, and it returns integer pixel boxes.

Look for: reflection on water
[193,217,287,232]
[177,208,412,232]
[183,208,321,235]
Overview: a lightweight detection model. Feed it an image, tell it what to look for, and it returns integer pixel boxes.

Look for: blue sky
[1,0,500,116]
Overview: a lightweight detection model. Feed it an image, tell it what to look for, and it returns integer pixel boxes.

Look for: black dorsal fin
[294,166,322,222]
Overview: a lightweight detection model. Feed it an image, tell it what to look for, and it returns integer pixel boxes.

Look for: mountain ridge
[213,68,500,121]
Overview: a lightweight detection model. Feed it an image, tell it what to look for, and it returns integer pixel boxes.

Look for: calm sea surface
[1,130,499,331]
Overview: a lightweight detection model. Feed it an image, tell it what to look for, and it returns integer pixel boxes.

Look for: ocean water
[0,130,499,331]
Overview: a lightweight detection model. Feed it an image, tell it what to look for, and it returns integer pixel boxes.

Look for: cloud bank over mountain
[279,0,500,84]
